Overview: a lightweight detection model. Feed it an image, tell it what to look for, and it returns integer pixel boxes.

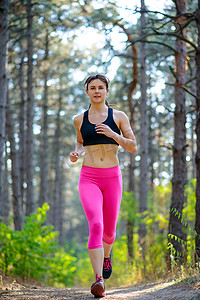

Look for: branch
[151,19,173,31]
[181,16,196,30]
[108,0,139,14]
[165,82,175,87]
[130,27,198,53]
[169,66,178,81]
[138,40,176,53]
[166,72,197,99]
[152,28,199,52]
[159,144,173,150]
[162,105,174,113]
[182,86,197,99]
[152,15,195,36]
[129,34,176,53]
[135,8,195,21]
[114,52,136,60]
[186,76,196,85]
[134,8,176,19]
[135,9,196,22]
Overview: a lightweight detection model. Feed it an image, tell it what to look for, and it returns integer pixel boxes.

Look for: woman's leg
[102,174,122,254]
[101,174,122,280]
[89,248,104,278]
[103,241,113,258]
[79,176,104,278]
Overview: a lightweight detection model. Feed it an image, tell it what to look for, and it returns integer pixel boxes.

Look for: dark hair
[84,74,110,91]
[84,74,110,108]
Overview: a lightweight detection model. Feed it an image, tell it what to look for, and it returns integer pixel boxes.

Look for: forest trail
[0,279,200,300]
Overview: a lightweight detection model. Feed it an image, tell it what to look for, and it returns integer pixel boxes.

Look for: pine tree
[139,0,148,273]
[0,0,8,217]
[195,0,200,260]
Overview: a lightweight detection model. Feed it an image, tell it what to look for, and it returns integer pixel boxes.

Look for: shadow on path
[0,280,199,299]
[106,281,200,299]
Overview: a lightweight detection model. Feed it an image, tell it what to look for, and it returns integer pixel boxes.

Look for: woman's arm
[69,114,85,163]
[95,111,137,154]
[69,142,85,163]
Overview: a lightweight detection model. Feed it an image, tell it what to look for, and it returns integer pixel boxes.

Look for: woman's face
[86,79,109,104]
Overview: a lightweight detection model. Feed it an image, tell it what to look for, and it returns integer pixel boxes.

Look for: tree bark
[6,92,23,230]
[195,0,200,260]
[58,165,65,246]
[191,115,196,179]
[39,31,49,208]
[19,40,27,213]
[127,112,136,262]
[0,0,8,218]
[26,0,34,216]
[53,89,62,232]
[139,0,148,274]
[2,145,10,225]
[148,102,156,191]
[168,0,187,266]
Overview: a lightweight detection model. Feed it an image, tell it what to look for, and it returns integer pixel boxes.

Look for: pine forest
[0,0,200,290]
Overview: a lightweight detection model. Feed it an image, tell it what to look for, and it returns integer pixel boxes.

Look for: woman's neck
[89,103,108,113]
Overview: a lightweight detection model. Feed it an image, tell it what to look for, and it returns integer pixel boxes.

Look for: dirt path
[0,280,200,299]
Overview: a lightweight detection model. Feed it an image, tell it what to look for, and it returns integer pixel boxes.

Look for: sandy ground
[0,279,200,300]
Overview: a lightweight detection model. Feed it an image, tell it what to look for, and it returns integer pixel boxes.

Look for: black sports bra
[80,107,121,146]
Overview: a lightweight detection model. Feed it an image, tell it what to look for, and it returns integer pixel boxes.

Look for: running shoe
[91,275,105,298]
[103,255,112,279]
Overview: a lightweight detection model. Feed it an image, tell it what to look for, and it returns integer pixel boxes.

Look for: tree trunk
[191,115,196,179]
[39,31,49,208]
[19,40,27,213]
[26,0,34,215]
[195,0,200,260]
[47,173,54,225]
[6,92,23,230]
[168,0,187,266]
[115,19,138,264]
[0,0,8,218]
[139,0,148,274]
[149,105,156,192]
[127,217,134,262]
[53,90,62,232]
[2,145,10,225]
[127,120,136,263]
[58,166,65,246]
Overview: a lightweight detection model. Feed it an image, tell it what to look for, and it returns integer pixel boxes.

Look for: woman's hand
[95,124,115,138]
[69,151,79,163]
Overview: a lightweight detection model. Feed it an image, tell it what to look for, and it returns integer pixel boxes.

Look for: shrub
[0,203,76,286]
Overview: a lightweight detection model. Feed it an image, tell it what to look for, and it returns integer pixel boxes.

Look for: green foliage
[170,206,199,244]
[47,248,77,286]
[73,243,93,286]
[120,191,139,222]
[0,203,76,286]
[183,179,197,223]
[118,188,169,281]
[111,236,133,287]
[169,179,199,268]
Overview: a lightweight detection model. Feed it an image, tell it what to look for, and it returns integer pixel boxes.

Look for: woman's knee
[91,221,103,235]
[103,232,115,245]
[88,221,103,249]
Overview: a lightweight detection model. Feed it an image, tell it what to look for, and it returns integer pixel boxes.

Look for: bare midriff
[83,144,119,168]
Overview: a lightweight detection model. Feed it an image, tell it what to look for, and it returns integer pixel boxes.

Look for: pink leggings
[79,165,122,249]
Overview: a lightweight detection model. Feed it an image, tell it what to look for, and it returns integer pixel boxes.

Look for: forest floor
[0,276,200,300]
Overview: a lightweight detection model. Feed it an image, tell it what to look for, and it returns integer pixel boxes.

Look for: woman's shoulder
[73,112,85,128]
[113,108,128,120]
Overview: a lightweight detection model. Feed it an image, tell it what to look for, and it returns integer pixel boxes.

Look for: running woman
[69,74,137,298]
